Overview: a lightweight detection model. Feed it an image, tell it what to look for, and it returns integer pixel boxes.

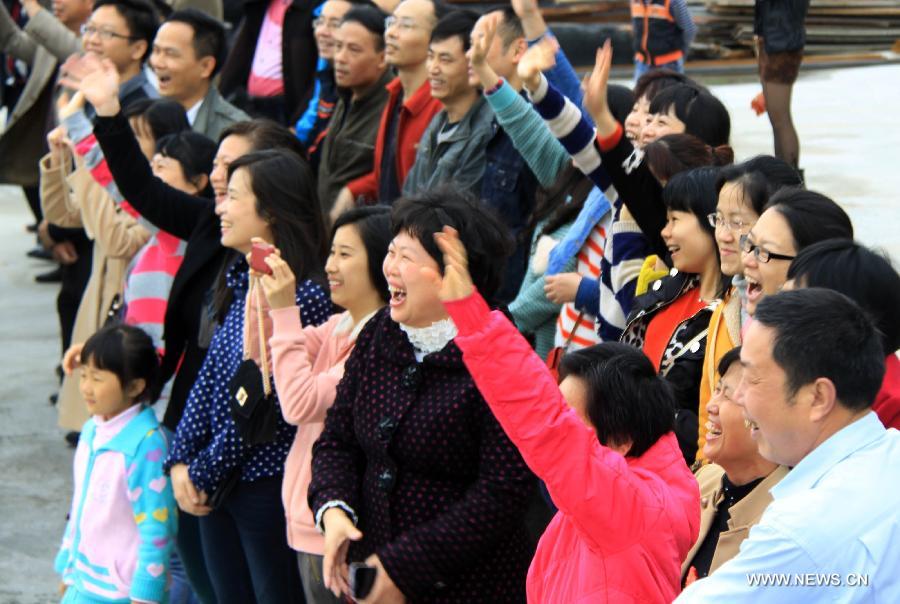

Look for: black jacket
[622,269,712,463]
[310,308,533,603]
[93,112,231,431]
[219,0,319,125]
[599,133,669,260]
[754,0,810,54]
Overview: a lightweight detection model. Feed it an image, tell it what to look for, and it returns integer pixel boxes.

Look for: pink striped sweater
[66,111,186,354]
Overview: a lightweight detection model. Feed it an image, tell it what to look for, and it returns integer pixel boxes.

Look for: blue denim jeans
[634,57,685,83]
[199,477,303,604]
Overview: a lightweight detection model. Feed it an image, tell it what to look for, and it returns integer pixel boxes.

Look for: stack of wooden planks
[689,0,900,59]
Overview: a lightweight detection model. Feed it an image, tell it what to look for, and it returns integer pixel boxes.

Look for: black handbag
[227,275,279,445]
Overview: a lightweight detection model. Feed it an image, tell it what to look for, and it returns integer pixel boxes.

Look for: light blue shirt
[678,412,900,602]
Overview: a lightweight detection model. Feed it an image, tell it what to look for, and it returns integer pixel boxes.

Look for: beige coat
[40,151,151,430]
[0,8,81,185]
[681,463,790,580]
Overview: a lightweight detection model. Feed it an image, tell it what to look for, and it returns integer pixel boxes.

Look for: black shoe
[25,222,38,233]
[49,393,58,405]
[35,266,63,283]
[64,431,80,447]
[56,364,64,382]
[27,246,53,261]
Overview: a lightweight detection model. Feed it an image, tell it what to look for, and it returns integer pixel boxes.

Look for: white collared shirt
[186,98,203,126]
[677,412,900,602]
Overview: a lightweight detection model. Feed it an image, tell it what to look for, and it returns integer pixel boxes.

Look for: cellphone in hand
[249,241,275,275]
[349,562,377,600]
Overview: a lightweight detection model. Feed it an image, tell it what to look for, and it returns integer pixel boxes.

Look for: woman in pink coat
[254,206,391,603]
[429,226,701,603]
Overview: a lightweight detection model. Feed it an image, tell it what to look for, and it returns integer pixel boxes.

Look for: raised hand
[59,54,121,117]
[56,90,86,121]
[583,39,618,137]
[467,13,501,89]
[421,226,475,303]
[511,0,548,40]
[517,36,559,92]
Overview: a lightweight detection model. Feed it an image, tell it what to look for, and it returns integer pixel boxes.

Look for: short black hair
[341,5,387,51]
[156,130,217,198]
[787,240,900,356]
[608,83,635,125]
[764,188,853,251]
[559,342,676,458]
[430,9,479,52]
[93,0,160,62]
[81,324,162,404]
[663,166,729,296]
[218,119,306,159]
[495,6,523,49]
[646,133,733,184]
[649,84,731,147]
[126,97,191,140]
[165,9,227,76]
[633,68,702,102]
[754,288,885,411]
[391,186,513,305]
[717,346,742,378]
[715,155,803,217]
[331,206,393,303]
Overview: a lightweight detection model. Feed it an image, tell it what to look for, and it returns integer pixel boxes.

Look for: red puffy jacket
[447,292,700,603]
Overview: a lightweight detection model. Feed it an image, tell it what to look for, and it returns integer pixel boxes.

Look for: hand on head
[420,226,474,303]
[517,36,559,92]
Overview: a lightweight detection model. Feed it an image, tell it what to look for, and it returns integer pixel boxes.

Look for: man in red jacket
[329,0,445,220]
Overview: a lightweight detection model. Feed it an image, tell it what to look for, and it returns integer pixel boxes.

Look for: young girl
[56,324,178,603]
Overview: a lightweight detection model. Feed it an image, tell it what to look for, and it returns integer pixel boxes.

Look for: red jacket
[447,291,700,603]
[874,354,900,430]
[345,77,442,203]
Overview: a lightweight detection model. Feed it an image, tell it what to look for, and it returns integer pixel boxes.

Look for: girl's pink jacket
[269,308,372,553]
[446,292,700,603]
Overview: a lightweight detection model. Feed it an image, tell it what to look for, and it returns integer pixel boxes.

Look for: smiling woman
[308,188,537,602]
[620,167,727,464]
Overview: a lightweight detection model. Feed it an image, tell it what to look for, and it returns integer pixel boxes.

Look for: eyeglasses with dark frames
[739,234,796,263]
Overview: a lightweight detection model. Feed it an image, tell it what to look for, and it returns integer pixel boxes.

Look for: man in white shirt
[678,287,900,602]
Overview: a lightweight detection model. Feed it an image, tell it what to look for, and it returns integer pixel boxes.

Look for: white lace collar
[399,317,458,356]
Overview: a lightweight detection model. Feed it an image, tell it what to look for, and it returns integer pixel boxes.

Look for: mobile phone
[249,241,275,275]
[349,562,377,600]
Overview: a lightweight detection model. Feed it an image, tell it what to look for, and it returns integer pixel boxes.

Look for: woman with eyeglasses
[695,156,802,463]
[620,167,727,465]
[740,188,852,318]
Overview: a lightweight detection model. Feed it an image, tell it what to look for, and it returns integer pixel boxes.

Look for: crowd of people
[2,0,897,602]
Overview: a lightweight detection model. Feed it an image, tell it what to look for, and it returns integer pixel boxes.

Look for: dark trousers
[177,508,218,603]
[199,477,304,604]
[23,185,42,223]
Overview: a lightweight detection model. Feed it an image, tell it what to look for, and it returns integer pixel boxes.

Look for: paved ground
[0,63,897,602]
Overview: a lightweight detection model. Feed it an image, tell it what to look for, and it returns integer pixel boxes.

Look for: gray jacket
[402,95,494,198]
[193,85,250,142]
[0,7,81,185]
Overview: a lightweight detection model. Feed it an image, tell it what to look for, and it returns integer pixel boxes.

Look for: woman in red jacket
[429,226,700,603]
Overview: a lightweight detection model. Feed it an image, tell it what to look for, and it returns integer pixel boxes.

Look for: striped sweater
[66,111,187,353]
[528,74,651,341]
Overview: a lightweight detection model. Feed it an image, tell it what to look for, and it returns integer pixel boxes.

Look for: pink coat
[446,292,700,603]
[269,308,371,553]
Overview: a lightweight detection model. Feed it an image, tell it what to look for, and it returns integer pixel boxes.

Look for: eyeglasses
[707,212,749,234]
[384,16,420,31]
[81,24,137,41]
[312,17,343,29]
[739,234,796,263]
